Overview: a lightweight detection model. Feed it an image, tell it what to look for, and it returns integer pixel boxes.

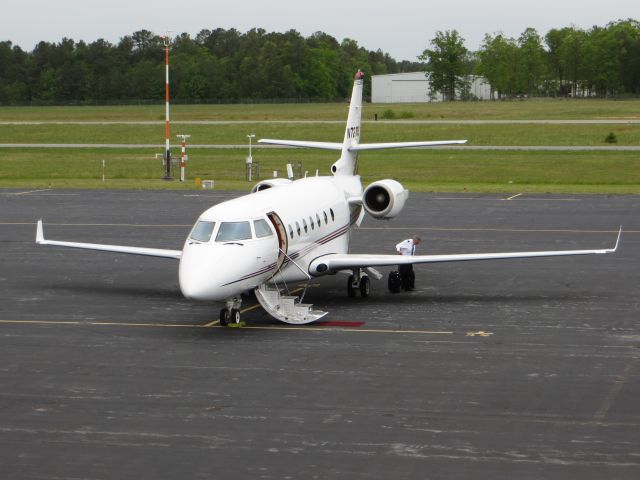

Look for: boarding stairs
[254,247,328,324]
[255,284,327,325]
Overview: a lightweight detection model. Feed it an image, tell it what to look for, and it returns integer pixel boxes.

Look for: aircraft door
[267,212,288,272]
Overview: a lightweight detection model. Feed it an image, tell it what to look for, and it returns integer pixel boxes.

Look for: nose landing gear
[219,297,243,327]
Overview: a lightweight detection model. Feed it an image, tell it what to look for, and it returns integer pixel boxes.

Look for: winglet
[608,226,622,253]
[36,219,45,244]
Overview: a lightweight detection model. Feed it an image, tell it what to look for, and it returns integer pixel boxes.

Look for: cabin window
[323,211,328,224]
[295,221,301,236]
[303,218,308,233]
[330,208,335,221]
[189,221,215,242]
[316,213,321,228]
[253,219,273,238]
[215,221,252,242]
[309,216,314,230]
[288,224,294,239]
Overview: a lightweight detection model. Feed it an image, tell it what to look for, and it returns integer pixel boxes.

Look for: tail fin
[332,70,365,175]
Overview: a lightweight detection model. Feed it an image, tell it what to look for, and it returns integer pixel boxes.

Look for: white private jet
[36,71,621,326]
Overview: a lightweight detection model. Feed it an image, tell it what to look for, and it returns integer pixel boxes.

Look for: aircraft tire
[220,308,230,326]
[347,276,356,298]
[230,308,241,324]
[359,276,370,298]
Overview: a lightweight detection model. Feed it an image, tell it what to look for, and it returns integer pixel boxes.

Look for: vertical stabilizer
[331,70,364,176]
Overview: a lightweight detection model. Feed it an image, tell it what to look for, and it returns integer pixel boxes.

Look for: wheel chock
[226,321,246,328]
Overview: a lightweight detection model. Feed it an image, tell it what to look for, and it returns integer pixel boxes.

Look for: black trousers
[398,264,415,290]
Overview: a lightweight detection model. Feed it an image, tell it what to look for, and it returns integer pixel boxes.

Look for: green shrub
[380,109,396,119]
[604,132,618,143]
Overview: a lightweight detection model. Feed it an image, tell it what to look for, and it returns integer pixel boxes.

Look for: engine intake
[362,179,408,219]
[251,178,293,193]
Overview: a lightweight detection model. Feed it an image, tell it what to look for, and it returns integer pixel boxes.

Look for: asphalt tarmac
[1,188,638,479]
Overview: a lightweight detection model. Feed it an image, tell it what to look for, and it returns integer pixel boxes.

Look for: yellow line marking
[240,304,262,314]
[466,331,494,337]
[196,287,308,328]
[239,325,454,335]
[0,319,200,328]
[0,319,455,336]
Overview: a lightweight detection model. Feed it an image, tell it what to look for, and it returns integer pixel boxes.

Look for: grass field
[3,123,640,146]
[1,99,639,193]
[1,98,640,121]
[2,147,638,194]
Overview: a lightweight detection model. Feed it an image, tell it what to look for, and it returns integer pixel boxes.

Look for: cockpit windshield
[189,221,215,242]
[253,219,273,238]
[216,221,252,242]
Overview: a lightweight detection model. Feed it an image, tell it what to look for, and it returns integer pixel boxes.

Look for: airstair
[255,284,327,325]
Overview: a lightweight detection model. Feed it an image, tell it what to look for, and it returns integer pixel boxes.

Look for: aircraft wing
[309,228,621,274]
[35,220,182,260]
[258,139,343,150]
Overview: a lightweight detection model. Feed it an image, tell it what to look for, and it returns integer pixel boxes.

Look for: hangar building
[371,72,492,103]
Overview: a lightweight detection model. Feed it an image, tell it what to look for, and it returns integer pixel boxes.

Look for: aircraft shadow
[43,282,184,300]
[318,290,596,307]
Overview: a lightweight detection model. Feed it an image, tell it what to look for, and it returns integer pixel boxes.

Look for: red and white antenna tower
[176,134,191,182]
[161,32,172,180]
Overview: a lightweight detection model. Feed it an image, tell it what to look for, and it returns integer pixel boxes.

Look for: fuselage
[178,175,363,302]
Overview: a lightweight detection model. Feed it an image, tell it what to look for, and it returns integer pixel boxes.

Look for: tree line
[0,28,419,105]
[1,20,638,105]
[421,19,640,100]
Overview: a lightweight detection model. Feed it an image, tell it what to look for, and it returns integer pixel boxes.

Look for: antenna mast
[161,32,172,180]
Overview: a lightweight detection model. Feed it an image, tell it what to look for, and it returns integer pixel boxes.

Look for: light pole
[246,133,255,181]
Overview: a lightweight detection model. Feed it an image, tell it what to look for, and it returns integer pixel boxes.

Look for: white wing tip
[36,219,44,244]
[611,226,622,252]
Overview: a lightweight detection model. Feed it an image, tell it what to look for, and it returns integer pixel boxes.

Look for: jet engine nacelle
[362,179,408,219]
[251,178,293,193]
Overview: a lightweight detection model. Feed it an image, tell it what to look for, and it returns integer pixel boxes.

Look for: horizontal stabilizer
[258,139,467,152]
[36,220,182,260]
[349,140,467,151]
[258,139,343,150]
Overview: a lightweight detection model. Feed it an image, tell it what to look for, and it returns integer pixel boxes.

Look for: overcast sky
[3,0,638,61]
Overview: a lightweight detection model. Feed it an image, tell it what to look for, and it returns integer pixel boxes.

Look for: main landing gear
[219,297,242,326]
[347,269,370,298]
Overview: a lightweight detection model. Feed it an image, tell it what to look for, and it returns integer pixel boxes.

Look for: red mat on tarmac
[316,321,365,328]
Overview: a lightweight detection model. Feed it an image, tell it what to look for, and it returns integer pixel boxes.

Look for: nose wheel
[219,297,243,327]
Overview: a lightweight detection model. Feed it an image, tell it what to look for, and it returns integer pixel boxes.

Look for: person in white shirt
[395,235,421,290]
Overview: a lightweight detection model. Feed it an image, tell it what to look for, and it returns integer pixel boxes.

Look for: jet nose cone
[179,273,210,301]
[178,243,236,301]
[179,246,217,301]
